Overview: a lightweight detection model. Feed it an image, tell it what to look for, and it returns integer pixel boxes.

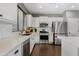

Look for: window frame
[17,5,26,31]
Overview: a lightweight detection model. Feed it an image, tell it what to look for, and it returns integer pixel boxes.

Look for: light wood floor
[31,44,61,56]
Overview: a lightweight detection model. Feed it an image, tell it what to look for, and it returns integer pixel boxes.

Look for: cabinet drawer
[7,44,23,56]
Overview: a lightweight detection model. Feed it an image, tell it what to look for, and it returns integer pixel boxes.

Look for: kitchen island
[58,36,79,56]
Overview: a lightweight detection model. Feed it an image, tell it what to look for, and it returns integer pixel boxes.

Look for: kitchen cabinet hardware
[14,50,19,54]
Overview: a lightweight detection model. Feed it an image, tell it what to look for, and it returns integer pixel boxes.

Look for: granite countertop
[0,32,32,56]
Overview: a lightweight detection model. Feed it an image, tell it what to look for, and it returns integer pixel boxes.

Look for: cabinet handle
[69,32,71,34]
[55,36,57,38]
[14,50,19,54]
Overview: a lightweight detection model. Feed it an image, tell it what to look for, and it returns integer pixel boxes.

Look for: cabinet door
[39,17,48,23]
[34,32,39,43]
[30,38,32,53]
[7,44,23,56]
[30,34,35,53]
[62,38,77,56]
[32,18,35,27]
[26,15,32,27]
[34,18,39,27]
[68,18,78,35]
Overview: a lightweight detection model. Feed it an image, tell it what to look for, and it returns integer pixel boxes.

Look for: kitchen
[0,3,79,56]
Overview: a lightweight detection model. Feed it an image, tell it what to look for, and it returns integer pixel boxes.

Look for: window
[17,6,25,31]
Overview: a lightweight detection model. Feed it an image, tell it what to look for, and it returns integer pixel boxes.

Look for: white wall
[0,3,17,31]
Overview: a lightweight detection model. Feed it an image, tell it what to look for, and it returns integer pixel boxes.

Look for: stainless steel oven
[40,35,48,40]
[39,28,49,43]
[39,23,49,43]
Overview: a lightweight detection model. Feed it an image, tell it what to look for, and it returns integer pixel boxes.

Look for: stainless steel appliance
[52,22,61,45]
[40,23,48,28]
[39,23,49,43]
[40,29,49,40]
[52,22,67,45]
[23,39,30,56]
[40,35,48,40]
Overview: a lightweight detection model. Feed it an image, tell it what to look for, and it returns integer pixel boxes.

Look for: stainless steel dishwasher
[23,38,30,56]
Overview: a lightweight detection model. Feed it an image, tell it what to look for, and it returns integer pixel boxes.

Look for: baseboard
[35,43,53,45]
[54,44,61,46]
[53,42,61,46]
[35,43,61,46]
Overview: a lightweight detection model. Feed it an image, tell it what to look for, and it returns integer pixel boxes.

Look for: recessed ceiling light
[55,5,59,8]
[39,5,42,8]
[71,5,75,8]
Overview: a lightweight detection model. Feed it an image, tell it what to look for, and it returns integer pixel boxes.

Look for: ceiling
[24,3,79,14]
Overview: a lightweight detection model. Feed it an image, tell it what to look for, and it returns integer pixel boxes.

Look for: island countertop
[57,35,79,47]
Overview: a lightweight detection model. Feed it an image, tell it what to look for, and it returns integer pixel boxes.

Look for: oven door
[40,35,48,40]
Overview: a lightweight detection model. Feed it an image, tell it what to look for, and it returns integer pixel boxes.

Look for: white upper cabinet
[25,14,33,27]
[65,11,79,36]
[33,17,39,27]
[48,17,63,27]
[0,3,17,22]
[39,17,48,23]
[0,4,17,31]
[33,16,63,28]
[67,18,79,36]
[65,11,79,18]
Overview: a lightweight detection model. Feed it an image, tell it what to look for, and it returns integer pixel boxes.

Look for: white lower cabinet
[35,32,39,43]
[62,42,77,56]
[49,28,53,44]
[7,44,23,56]
[30,33,36,53]
[30,38,34,53]
[62,37,78,56]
